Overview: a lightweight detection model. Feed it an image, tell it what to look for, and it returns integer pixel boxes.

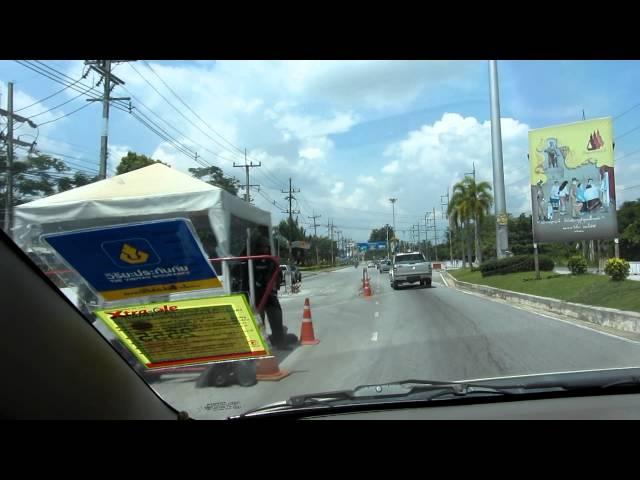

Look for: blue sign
[357,242,369,252]
[43,218,221,301]
[357,241,387,252]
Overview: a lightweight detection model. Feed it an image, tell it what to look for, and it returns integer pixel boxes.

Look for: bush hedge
[604,258,630,281]
[480,254,554,277]
[567,255,588,275]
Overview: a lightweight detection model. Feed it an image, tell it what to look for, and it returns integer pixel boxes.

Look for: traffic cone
[364,278,372,297]
[256,349,290,381]
[255,317,290,381]
[300,298,320,345]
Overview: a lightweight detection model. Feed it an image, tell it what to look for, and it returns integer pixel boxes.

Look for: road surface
[151,265,640,419]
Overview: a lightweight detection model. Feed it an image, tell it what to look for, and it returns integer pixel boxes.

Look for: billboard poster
[528,117,617,242]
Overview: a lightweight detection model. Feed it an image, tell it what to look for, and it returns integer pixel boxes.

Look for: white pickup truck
[390,252,432,289]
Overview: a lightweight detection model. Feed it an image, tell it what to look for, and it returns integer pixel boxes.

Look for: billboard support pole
[533,242,540,280]
[615,238,620,258]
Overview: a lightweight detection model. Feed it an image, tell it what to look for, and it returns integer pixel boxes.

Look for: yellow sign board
[93,294,270,369]
[101,277,222,302]
[529,117,614,187]
[528,117,618,242]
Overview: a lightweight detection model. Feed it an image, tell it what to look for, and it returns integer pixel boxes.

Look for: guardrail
[441,270,640,335]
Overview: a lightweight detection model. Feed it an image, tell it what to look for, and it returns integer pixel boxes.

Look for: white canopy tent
[13,163,273,293]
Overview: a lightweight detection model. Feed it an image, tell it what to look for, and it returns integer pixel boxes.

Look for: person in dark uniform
[236,235,296,350]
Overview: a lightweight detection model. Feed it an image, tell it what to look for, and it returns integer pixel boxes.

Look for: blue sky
[2,60,640,244]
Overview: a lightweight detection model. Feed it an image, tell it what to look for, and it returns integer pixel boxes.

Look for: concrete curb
[440,271,640,335]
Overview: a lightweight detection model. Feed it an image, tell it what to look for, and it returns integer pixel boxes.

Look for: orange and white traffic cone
[299,298,320,345]
[364,277,372,297]
[256,355,290,381]
[255,316,290,381]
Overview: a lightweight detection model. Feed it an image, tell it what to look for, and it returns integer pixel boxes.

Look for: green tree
[115,151,169,175]
[448,176,493,265]
[0,153,100,227]
[188,165,240,196]
[368,225,394,243]
[0,154,69,206]
[278,217,306,242]
[57,171,99,192]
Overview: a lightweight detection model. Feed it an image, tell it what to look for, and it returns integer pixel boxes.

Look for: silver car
[379,260,391,273]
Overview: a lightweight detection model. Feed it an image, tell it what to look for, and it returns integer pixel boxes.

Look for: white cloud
[357,175,376,186]
[275,111,359,139]
[382,160,399,174]
[381,113,531,216]
[299,147,324,160]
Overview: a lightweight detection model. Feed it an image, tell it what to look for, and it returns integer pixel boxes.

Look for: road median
[441,270,640,335]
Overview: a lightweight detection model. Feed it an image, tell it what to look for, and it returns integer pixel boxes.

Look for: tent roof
[20,163,215,207]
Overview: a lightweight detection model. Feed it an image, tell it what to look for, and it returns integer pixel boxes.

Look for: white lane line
[371,332,379,342]
[374,311,380,318]
[455,288,640,345]
[375,301,380,305]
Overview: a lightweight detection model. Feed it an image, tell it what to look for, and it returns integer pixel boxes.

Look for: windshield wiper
[233,380,531,418]
[233,374,640,418]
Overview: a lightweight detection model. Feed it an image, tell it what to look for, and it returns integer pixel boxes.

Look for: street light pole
[386,224,390,258]
[489,60,510,259]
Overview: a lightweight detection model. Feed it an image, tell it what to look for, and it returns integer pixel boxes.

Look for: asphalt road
[151,265,640,419]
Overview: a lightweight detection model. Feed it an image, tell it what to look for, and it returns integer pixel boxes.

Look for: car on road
[367,261,375,268]
[390,252,432,289]
[280,264,301,284]
[379,259,391,273]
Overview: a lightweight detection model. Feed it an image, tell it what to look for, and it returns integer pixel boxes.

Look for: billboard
[528,117,617,242]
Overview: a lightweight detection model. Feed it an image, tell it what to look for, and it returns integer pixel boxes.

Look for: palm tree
[449,176,494,265]
[448,183,473,268]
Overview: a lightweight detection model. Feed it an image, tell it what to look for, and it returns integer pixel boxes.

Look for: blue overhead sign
[43,218,221,302]
[356,241,387,252]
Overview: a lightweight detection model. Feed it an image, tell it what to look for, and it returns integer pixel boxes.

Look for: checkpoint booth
[13,163,280,385]
[13,163,274,296]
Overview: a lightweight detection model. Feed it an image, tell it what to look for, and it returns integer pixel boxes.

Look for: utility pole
[386,224,390,258]
[489,60,510,258]
[4,82,14,234]
[465,162,476,182]
[1,83,38,234]
[424,213,430,261]
[416,220,422,256]
[308,211,322,265]
[433,207,439,262]
[327,219,335,266]
[281,178,300,263]
[233,149,261,203]
[441,193,453,263]
[85,61,131,180]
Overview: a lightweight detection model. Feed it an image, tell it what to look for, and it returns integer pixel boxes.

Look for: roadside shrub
[479,254,554,277]
[567,255,588,275]
[604,258,630,281]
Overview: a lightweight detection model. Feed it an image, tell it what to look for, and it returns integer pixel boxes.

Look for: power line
[142,60,245,156]
[11,60,216,173]
[614,102,640,121]
[117,83,231,164]
[616,147,640,163]
[616,124,640,141]
[14,76,85,113]
[131,109,197,157]
[128,63,244,162]
[26,84,97,120]
[14,61,130,115]
[36,102,94,127]
[130,111,207,167]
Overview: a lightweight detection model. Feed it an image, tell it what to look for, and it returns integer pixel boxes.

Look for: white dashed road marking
[371,332,379,342]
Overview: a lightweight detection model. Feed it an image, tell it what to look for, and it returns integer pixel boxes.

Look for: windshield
[4,60,640,419]
[395,254,425,263]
